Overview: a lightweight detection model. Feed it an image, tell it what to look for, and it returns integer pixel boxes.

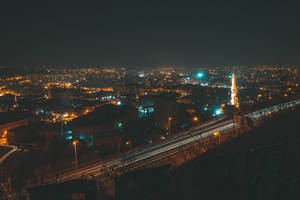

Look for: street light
[168,117,172,136]
[257,94,262,102]
[72,140,78,168]
[213,132,221,145]
[193,116,198,122]
[3,130,7,137]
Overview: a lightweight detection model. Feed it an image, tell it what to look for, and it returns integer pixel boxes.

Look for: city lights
[214,108,223,116]
[1,2,300,198]
[196,72,204,79]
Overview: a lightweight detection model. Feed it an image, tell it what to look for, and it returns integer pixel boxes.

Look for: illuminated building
[138,106,154,118]
[138,98,154,118]
[60,121,73,140]
[230,73,239,107]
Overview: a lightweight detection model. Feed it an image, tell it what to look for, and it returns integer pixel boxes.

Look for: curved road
[0,145,18,165]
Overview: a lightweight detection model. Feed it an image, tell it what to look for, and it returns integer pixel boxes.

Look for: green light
[118,122,123,128]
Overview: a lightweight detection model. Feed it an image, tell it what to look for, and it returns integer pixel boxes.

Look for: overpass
[1,99,300,199]
[46,99,300,183]
[0,118,28,145]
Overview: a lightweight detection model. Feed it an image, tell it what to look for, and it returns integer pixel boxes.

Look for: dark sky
[1,0,300,67]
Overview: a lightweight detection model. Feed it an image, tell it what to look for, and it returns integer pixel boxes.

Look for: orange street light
[168,117,172,136]
[72,140,79,168]
[3,130,8,137]
[193,116,198,122]
[213,132,221,144]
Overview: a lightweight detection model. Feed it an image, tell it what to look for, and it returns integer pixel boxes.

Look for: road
[1,99,300,199]
[49,119,235,183]
[0,145,18,165]
[43,99,300,184]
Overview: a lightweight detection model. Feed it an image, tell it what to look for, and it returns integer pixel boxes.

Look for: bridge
[1,99,300,199]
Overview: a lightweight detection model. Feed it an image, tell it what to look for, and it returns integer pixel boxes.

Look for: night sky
[1,0,300,67]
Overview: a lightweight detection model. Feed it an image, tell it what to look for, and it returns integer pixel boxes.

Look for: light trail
[0,145,18,165]
[1,99,299,199]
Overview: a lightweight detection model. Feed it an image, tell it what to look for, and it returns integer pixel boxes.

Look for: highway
[43,99,300,184]
[1,99,299,199]
[50,119,235,183]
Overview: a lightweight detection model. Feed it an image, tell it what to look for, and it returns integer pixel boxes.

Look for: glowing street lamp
[193,116,199,122]
[3,130,7,137]
[257,94,262,102]
[213,132,221,144]
[72,140,79,168]
[168,117,172,136]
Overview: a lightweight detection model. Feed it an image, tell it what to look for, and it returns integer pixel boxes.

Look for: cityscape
[0,64,299,199]
[1,1,300,200]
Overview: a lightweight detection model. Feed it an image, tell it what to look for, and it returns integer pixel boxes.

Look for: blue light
[195,72,204,79]
[196,72,204,79]
[138,107,154,118]
[214,108,223,116]
[66,136,72,140]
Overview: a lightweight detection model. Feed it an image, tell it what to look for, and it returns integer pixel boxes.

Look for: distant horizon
[1,63,300,69]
